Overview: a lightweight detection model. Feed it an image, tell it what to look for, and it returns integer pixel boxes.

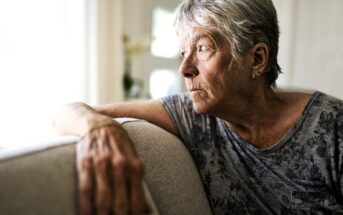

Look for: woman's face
[178,27,253,115]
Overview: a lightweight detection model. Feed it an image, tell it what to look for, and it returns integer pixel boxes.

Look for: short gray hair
[175,0,281,86]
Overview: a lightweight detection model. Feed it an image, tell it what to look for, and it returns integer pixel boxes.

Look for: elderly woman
[54,0,343,214]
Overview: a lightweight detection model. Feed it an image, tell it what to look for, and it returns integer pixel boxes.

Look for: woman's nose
[179,54,199,78]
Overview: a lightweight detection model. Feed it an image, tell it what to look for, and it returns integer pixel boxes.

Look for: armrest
[122,120,212,215]
[0,140,78,215]
[0,120,212,215]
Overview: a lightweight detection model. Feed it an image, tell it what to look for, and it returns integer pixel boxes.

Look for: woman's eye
[196,44,213,61]
[180,50,187,58]
[198,44,208,52]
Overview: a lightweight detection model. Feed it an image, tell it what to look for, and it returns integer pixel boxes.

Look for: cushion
[0,120,212,214]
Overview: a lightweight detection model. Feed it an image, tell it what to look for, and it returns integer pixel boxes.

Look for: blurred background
[0,0,342,147]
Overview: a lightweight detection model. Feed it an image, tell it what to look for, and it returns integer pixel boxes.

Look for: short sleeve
[159,93,200,144]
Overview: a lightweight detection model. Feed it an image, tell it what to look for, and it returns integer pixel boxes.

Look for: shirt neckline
[221,91,321,154]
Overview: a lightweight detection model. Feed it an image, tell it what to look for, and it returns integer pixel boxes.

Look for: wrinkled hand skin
[76,125,151,215]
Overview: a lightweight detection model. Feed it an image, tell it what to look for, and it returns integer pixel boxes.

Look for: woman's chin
[190,92,214,114]
[192,101,211,114]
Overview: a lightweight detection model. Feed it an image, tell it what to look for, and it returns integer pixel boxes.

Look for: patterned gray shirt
[160,91,343,214]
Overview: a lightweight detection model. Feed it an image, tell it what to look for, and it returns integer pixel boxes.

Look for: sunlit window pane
[151,7,179,58]
[0,0,85,147]
[149,70,180,99]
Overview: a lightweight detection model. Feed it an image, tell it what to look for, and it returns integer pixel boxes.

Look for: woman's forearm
[54,99,178,137]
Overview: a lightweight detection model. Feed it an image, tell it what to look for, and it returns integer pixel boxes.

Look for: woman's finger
[129,158,146,215]
[111,154,129,214]
[107,130,130,215]
[108,128,150,214]
[94,135,112,215]
[77,138,95,215]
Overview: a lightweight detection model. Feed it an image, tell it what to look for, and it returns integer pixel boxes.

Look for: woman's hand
[53,100,173,214]
[76,123,151,215]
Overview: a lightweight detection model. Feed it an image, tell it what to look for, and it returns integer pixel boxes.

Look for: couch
[0,119,213,215]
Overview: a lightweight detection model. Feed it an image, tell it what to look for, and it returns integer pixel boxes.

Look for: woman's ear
[250,42,269,77]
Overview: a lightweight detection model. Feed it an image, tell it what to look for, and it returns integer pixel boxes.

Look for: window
[151,7,179,58]
[148,2,183,99]
[0,0,86,147]
[121,0,183,100]
[149,69,181,99]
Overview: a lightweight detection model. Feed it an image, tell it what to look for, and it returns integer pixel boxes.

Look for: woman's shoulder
[276,90,343,123]
[300,91,343,113]
[276,89,313,102]
[276,90,342,109]
[285,91,343,124]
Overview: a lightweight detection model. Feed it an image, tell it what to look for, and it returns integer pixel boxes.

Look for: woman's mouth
[190,88,201,92]
[190,88,202,92]
[189,88,204,96]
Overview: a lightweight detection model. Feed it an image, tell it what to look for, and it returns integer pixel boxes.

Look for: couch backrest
[0,120,212,215]
[0,141,78,215]
[123,120,212,215]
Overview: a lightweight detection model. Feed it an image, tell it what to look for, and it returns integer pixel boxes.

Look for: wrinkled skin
[178,27,255,117]
[76,124,151,215]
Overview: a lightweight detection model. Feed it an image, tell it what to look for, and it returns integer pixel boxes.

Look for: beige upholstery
[0,120,212,215]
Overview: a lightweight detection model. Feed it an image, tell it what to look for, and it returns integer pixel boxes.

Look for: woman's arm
[53,99,177,215]
[54,99,178,137]
[94,99,178,136]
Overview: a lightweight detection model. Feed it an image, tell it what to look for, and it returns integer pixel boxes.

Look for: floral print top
[160,91,343,214]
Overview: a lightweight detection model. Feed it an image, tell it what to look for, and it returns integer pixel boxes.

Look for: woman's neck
[216,88,312,148]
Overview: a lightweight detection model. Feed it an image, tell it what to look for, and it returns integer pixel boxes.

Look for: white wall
[84,0,124,105]
[275,0,343,99]
[99,0,124,103]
